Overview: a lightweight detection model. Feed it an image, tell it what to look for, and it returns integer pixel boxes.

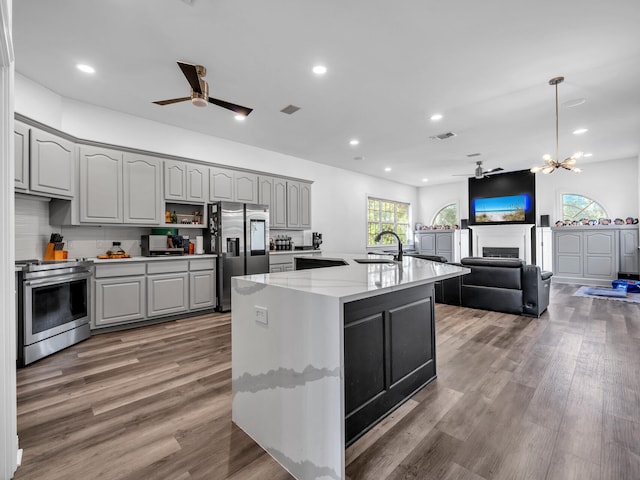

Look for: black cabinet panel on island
[343,283,435,445]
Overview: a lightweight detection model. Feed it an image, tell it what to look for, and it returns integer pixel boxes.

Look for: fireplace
[483,247,519,258]
[469,224,534,264]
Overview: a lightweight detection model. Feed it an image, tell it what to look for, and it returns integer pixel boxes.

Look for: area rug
[573,286,640,303]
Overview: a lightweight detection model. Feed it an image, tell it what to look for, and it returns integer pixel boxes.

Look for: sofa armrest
[522,265,552,317]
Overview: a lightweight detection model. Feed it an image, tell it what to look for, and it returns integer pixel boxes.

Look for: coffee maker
[312,232,323,250]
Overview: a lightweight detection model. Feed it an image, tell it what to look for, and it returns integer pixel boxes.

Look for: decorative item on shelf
[614,218,625,225]
[171,210,178,224]
[165,210,172,223]
[193,211,202,224]
[530,76,583,174]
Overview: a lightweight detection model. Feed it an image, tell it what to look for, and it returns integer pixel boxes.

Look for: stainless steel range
[16,259,93,367]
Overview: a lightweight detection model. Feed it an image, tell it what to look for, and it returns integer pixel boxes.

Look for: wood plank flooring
[14,283,640,479]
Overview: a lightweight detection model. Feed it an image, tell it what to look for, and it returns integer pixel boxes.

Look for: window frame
[560,193,608,222]
[366,196,412,248]
[431,202,458,227]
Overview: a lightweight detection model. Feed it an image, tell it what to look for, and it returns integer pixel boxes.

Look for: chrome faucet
[374,230,403,261]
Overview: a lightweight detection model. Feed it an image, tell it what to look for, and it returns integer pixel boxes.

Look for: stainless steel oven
[16,260,93,367]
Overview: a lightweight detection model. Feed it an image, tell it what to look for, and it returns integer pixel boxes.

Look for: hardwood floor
[14,283,640,479]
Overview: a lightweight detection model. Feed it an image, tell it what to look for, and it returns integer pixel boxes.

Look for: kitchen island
[231,253,468,480]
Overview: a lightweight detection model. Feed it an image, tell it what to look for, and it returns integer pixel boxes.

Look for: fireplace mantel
[469,224,534,264]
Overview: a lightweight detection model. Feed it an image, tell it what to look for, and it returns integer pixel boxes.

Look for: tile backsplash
[15,195,316,260]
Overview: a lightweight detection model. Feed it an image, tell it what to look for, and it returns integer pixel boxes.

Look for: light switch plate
[255,306,268,325]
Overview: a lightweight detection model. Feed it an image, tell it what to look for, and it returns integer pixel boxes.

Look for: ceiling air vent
[280,104,301,115]
[467,152,481,157]
[430,131,456,140]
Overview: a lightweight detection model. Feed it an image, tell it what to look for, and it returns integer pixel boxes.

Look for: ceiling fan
[453,161,504,179]
[153,61,253,117]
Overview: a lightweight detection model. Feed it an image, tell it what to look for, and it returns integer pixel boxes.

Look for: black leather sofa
[410,255,553,317]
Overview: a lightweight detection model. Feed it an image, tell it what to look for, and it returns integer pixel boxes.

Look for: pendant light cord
[555,81,559,163]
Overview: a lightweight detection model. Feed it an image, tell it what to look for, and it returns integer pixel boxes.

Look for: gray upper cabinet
[164,161,186,200]
[287,182,301,228]
[30,128,75,197]
[210,167,259,203]
[258,176,288,228]
[79,146,123,223]
[300,182,312,229]
[186,164,208,202]
[14,122,29,191]
[165,160,208,203]
[235,171,258,203]
[123,153,162,224]
[272,178,287,228]
[209,167,234,201]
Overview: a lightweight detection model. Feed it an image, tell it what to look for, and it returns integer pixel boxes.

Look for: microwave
[141,235,184,256]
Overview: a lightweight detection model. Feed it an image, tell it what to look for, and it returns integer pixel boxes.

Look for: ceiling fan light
[572,151,584,159]
[191,96,208,107]
[563,157,576,166]
[530,166,542,173]
[542,154,552,161]
[542,166,555,174]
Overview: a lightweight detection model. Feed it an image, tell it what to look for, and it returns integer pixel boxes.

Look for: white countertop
[90,254,217,263]
[236,252,469,302]
[268,249,321,255]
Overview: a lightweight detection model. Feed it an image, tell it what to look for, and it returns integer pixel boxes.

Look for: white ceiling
[12,0,640,186]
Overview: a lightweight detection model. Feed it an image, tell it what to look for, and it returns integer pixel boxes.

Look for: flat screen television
[468,170,536,226]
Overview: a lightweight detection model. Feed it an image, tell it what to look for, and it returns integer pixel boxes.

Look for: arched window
[432,203,457,227]
[562,194,607,221]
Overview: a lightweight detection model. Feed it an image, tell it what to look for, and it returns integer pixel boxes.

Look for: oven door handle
[23,271,92,287]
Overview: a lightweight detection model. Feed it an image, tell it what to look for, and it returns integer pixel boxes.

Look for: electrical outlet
[255,306,268,325]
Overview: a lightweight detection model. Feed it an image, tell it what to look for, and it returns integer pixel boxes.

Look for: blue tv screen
[472,194,531,223]
[468,170,536,225]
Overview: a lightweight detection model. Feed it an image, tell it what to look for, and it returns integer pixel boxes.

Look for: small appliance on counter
[141,234,185,256]
[97,241,131,259]
[312,232,323,250]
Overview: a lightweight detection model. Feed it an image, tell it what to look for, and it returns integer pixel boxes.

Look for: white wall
[15,73,418,254]
[418,158,639,229]
[535,156,639,222]
[416,180,468,226]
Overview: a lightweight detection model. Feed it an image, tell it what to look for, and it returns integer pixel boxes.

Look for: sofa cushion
[461,285,523,315]
[462,265,522,289]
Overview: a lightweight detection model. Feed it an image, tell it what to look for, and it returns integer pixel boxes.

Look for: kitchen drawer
[147,260,189,274]
[94,263,146,278]
[269,253,294,266]
[189,258,216,271]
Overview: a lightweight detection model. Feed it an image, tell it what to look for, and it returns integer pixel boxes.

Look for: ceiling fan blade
[208,97,253,116]
[153,97,191,105]
[177,61,202,94]
[484,167,504,174]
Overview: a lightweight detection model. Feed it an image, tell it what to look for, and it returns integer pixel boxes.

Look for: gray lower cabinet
[552,226,636,285]
[147,260,190,317]
[93,263,147,328]
[619,228,639,274]
[189,258,216,310]
[93,258,217,329]
[415,231,454,262]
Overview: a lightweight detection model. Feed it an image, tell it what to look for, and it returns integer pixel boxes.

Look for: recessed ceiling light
[76,64,95,74]
[349,139,359,146]
[312,65,327,75]
[430,114,443,121]
[422,178,429,182]
[384,167,391,172]
[234,115,246,121]
[353,156,364,161]
[573,128,588,135]
[583,152,593,157]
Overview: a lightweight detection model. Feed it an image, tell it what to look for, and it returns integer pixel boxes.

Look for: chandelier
[530,76,582,174]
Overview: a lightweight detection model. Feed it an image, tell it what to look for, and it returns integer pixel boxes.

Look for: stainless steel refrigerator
[204,202,269,311]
